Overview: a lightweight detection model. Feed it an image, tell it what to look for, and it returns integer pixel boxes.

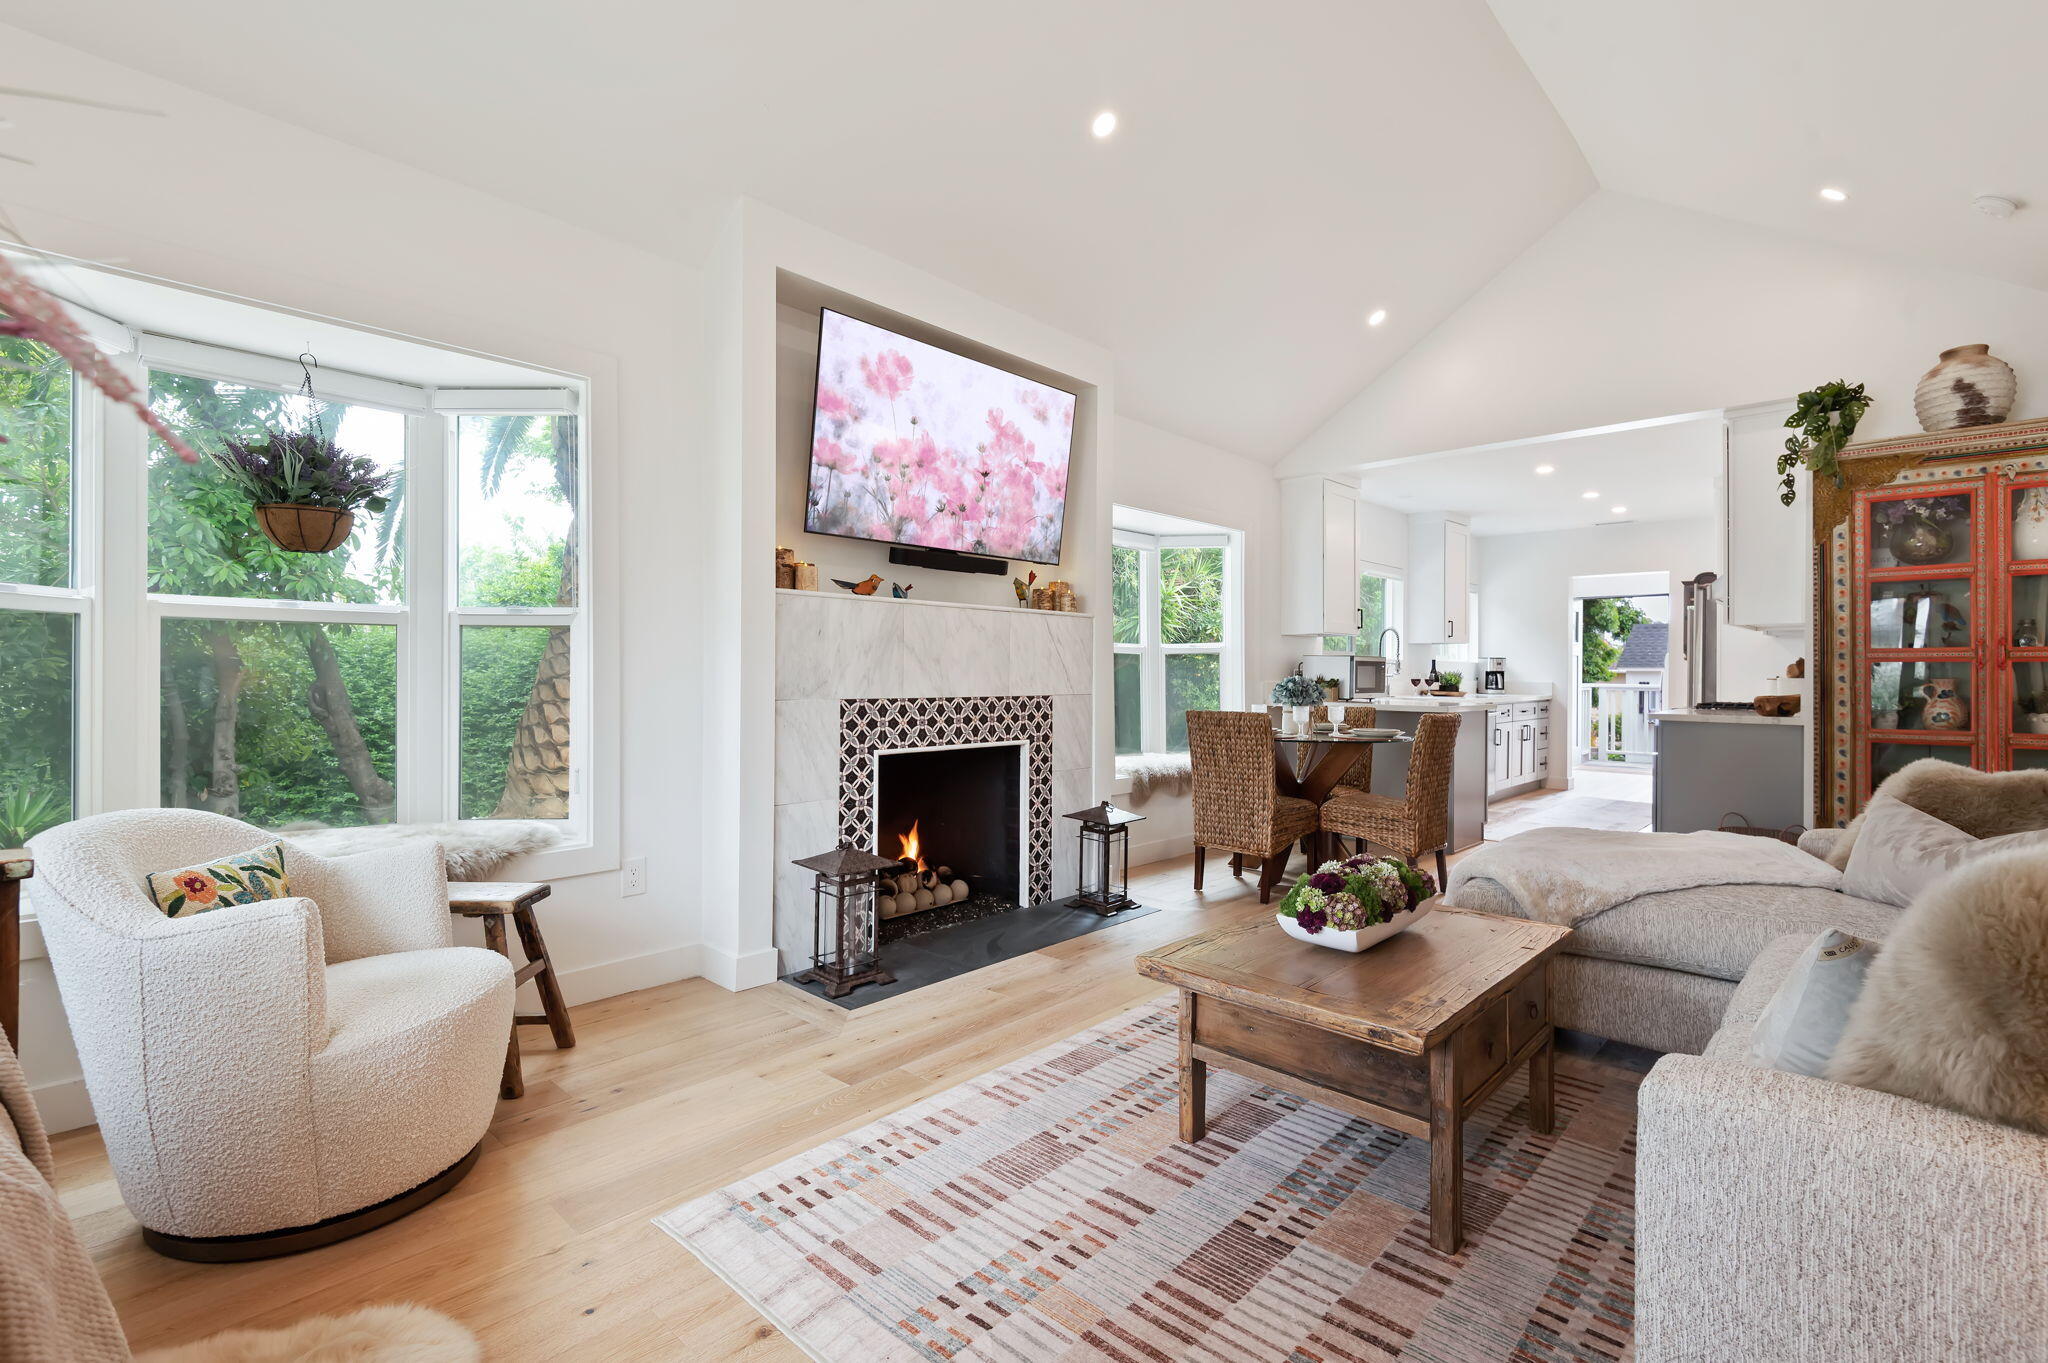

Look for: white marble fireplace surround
[772,589,1096,974]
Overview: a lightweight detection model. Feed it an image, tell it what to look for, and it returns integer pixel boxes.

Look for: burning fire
[897,820,927,873]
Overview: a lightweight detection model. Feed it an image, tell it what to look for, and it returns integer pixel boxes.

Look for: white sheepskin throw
[135,1305,479,1363]
[276,820,560,879]
[1122,753,1193,805]
[1826,758,2048,869]
[1828,847,2048,1134]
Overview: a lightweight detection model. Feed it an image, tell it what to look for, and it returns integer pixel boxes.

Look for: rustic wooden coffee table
[1137,908,1571,1253]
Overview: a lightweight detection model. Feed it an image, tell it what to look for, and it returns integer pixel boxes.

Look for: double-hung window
[1112,518,1241,756]
[0,286,592,858]
[1321,571,1404,657]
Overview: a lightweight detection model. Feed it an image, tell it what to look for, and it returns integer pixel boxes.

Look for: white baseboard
[34,1076,95,1136]
[695,944,782,993]
[1129,832,1192,869]
[553,943,706,1007]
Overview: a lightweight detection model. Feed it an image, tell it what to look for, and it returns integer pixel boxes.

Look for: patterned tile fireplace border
[838,696,1054,905]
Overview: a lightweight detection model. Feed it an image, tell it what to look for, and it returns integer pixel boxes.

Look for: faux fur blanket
[1823,758,2048,869]
[275,820,560,879]
[1121,752,1193,805]
[1449,826,1843,928]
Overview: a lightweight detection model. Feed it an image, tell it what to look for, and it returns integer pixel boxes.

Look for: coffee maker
[1481,658,1507,693]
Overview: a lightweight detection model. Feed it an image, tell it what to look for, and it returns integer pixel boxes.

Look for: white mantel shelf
[775,587,1093,619]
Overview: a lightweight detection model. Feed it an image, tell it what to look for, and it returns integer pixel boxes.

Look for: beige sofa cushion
[1454,875,1899,982]
[1704,932,1814,1061]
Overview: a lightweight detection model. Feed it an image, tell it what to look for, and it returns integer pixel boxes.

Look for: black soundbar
[887,545,1008,576]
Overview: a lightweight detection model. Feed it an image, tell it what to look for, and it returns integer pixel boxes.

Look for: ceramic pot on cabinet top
[1915,344,2016,432]
[1918,677,1969,731]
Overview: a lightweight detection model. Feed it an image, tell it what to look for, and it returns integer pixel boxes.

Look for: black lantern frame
[792,846,899,998]
[1063,802,1144,915]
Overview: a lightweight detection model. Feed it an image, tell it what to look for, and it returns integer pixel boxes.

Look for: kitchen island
[1318,696,1506,852]
[1650,707,1806,833]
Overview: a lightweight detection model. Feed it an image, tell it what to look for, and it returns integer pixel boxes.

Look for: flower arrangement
[209,430,394,514]
[1271,673,1323,707]
[1277,853,1435,934]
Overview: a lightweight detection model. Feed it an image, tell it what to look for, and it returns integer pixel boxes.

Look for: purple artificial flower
[1308,871,1345,893]
[1295,907,1328,934]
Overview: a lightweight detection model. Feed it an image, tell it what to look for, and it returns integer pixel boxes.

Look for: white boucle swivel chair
[27,808,514,1261]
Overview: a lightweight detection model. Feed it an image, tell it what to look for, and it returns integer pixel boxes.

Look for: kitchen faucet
[1375,627,1400,665]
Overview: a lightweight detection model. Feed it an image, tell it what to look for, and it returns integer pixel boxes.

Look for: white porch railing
[1579,682,1663,765]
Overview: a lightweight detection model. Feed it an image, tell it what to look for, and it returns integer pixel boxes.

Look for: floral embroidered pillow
[145,843,292,919]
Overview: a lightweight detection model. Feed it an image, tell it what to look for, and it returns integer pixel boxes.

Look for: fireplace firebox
[875,743,1025,912]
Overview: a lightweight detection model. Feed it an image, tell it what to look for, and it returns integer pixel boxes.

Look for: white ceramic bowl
[1276,896,1438,952]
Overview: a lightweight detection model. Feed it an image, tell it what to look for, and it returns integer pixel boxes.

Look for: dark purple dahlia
[1308,871,1345,893]
[1295,907,1328,934]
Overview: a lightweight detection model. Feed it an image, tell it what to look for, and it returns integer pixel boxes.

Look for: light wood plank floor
[57,849,1418,1360]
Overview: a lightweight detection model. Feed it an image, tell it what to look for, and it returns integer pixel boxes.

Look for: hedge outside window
[1112,526,1238,758]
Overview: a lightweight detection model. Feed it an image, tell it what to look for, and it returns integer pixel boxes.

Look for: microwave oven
[1351,655,1388,696]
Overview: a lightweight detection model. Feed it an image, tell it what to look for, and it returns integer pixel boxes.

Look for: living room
[2,4,2045,1361]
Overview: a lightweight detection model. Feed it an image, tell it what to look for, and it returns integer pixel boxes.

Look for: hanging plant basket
[255,503,355,553]
[204,354,392,556]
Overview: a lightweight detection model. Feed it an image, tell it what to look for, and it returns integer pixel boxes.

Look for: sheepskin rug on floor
[135,1305,478,1363]
[278,820,560,878]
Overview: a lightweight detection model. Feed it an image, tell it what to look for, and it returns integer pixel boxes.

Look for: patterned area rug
[658,1003,1640,1362]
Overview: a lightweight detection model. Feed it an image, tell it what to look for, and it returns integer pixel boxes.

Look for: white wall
[1107,417,1289,864]
[3,24,702,1128]
[1282,190,2048,475]
[1476,519,1799,726]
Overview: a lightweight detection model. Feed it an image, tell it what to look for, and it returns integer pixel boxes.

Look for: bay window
[1111,514,1242,757]
[0,287,592,859]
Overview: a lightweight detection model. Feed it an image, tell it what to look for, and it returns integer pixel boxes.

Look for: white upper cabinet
[1281,476,1357,635]
[1721,401,1806,632]
[1407,513,1472,644]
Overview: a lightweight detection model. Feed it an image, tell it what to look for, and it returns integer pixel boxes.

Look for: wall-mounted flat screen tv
[805,308,1075,565]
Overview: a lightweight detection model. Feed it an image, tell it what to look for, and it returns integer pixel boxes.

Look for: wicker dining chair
[1338,704,1377,793]
[1319,711,1460,885]
[1187,710,1319,904]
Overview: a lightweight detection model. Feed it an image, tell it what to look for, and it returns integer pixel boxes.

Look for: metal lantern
[792,846,899,998]
[1063,802,1145,915]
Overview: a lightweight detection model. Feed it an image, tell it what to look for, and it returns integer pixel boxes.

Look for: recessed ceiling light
[1091,110,1118,139]
[1611,505,1628,515]
[1581,490,1599,500]
[1819,186,1848,202]
[1533,464,1555,475]
[1365,308,1388,328]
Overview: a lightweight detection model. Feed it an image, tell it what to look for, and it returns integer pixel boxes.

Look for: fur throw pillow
[1827,847,2048,1133]
[1824,758,2048,870]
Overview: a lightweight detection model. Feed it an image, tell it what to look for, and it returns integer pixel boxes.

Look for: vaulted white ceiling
[1486,0,2048,292]
[0,1,1592,462]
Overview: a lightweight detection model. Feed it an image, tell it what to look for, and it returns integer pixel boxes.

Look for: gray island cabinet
[1651,709,1806,834]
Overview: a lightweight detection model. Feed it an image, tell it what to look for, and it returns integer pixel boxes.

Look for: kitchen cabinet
[1654,712,1803,833]
[1722,400,1806,632]
[1281,476,1358,636]
[1485,700,1549,800]
[1407,513,1472,644]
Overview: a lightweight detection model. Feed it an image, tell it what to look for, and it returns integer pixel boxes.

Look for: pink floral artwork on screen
[806,309,1075,564]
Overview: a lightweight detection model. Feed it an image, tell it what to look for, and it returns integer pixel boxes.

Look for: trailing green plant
[208,430,393,512]
[1778,380,1872,506]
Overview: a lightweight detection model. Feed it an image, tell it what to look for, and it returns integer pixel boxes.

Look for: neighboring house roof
[1616,620,1669,671]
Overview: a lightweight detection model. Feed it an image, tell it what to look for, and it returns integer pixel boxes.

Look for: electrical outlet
[621,857,647,897]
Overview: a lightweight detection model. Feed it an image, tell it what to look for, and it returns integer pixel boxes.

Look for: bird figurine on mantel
[832,573,884,595]
[1012,569,1037,604]
[890,582,913,598]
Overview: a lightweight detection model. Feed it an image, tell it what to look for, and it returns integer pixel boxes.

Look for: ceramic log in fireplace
[874,743,1024,919]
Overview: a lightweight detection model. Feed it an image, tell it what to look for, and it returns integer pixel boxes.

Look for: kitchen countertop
[1651,707,1806,727]
[1347,691,1551,712]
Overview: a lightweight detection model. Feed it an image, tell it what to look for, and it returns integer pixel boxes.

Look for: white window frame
[4,318,608,904]
[1112,526,1242,756]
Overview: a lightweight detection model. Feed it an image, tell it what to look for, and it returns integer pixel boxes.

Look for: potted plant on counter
[1435,670,1464,696]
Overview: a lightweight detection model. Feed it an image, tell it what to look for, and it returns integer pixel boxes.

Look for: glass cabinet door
[1855,477,1988,800]
[1998,471,2048,771]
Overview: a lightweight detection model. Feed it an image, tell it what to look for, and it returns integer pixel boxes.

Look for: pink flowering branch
[0,251,201,462]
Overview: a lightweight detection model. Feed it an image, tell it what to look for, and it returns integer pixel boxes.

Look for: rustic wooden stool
[448,881,575,1099]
